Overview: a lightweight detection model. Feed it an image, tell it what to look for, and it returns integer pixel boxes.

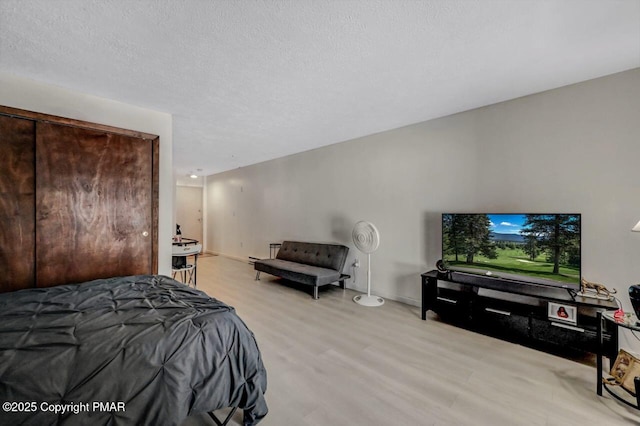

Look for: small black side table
[597,310,640,410]
[269,243,281,259]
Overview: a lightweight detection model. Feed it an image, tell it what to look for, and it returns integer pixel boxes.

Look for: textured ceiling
[1,1,639,178]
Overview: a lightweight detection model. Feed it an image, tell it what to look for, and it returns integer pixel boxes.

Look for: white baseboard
[345,283,420,307]
[207,251,248,263]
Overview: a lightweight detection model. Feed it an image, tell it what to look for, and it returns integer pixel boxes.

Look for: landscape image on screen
[442,214,581,288]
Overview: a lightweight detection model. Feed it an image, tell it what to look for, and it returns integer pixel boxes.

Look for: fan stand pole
[366,252,371,297]
[353,252,384,307]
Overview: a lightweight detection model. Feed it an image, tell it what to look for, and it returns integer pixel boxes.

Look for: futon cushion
[255,259,341,286]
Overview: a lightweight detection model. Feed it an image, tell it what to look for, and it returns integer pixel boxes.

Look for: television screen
[442,213,581,289]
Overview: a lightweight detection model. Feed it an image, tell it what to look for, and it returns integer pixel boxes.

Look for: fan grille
[352,221,380,254]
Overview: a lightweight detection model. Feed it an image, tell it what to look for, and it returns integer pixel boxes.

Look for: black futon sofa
[254,241,349,299]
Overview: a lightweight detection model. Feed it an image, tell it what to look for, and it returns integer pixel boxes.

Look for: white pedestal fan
[352,221,384,307]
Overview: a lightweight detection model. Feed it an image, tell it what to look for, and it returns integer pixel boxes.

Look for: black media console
[421,270,619,356]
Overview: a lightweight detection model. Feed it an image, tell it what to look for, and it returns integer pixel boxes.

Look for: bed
[0,275,268,425]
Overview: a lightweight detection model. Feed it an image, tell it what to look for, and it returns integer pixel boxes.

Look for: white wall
[474,69,640,302]
[206,68,640,320]
[207,110,481,303]
[0,72,174,275]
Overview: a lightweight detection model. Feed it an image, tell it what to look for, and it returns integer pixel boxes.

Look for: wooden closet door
[0,115,35,292]
[35,122,153,287]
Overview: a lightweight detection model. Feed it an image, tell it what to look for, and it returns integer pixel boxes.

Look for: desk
[171,238,200,278]
[597,311,640,409]
[172,237,199,246]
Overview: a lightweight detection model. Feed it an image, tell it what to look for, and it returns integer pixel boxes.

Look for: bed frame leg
[255,271,260,280]
[313,286,319,300]
[208,407,238,426]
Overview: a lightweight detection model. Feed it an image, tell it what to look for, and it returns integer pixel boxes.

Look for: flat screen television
[441,213,581,289]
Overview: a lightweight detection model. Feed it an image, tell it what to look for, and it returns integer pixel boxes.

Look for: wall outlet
[353,258,360,268]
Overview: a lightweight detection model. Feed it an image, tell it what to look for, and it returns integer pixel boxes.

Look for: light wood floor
[181,256,639,425]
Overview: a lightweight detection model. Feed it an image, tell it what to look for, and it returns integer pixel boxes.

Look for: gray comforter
[0,275,267,425]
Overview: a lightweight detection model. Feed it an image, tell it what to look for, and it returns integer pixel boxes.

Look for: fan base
[353,294,385,307]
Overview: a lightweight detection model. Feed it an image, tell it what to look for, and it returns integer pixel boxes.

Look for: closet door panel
[0,115,35,292]
[35,122,153,287]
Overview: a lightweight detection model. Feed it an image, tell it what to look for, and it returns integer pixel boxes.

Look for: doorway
[176,186,203,243]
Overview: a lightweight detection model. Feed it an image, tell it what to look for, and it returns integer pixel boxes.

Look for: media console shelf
[421,270,619,355]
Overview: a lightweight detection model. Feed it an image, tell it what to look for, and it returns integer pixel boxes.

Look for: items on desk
[175,223,182,242]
